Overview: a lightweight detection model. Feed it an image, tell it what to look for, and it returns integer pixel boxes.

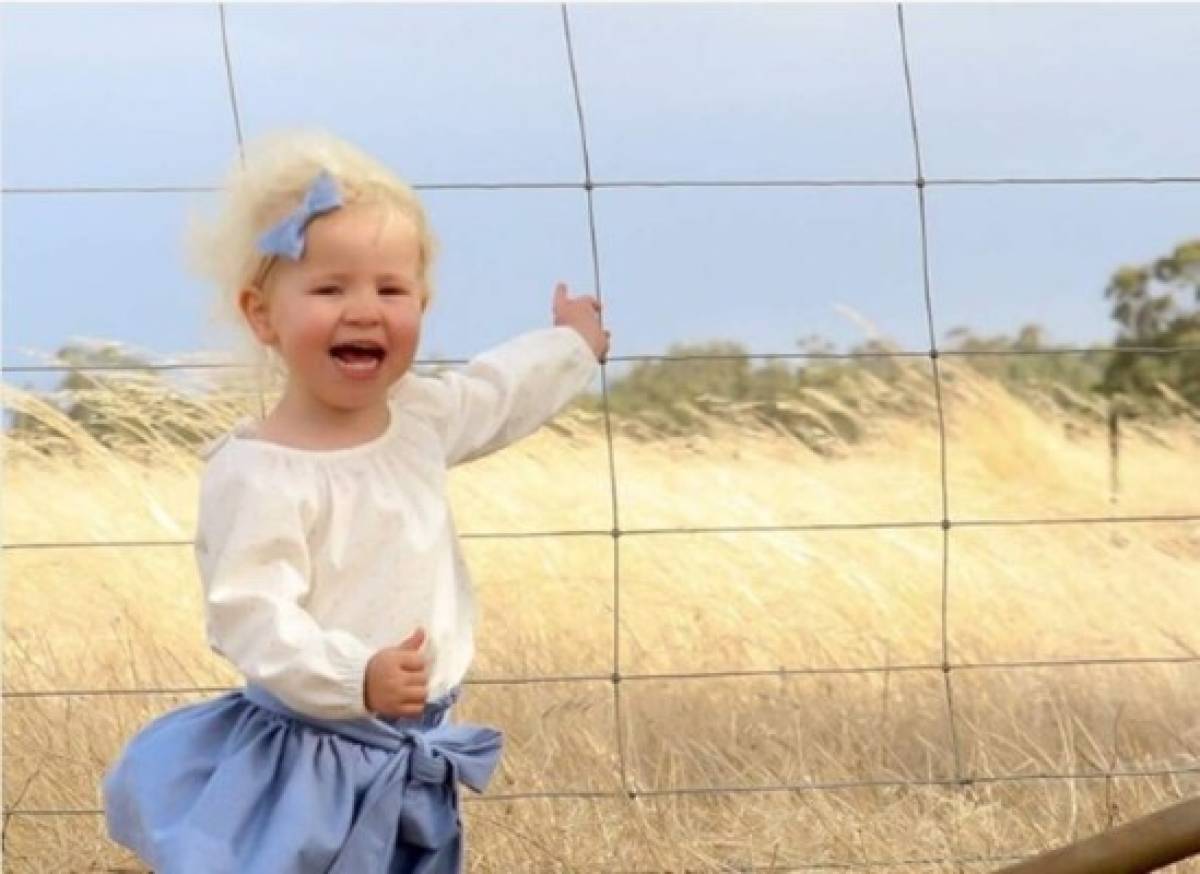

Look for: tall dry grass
[3,360,1199,872]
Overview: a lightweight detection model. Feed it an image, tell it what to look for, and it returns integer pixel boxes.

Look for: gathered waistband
[241,683,461,749]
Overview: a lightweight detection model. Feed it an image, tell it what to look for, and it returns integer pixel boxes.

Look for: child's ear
[238,286,278,346]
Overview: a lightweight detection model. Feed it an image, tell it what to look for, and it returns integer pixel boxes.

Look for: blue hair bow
[256,170,343,261]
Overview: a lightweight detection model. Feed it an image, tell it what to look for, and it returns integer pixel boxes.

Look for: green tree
[602,340,762,429]
[942,322,1109,397]
[1100,238,1200,409]
[8,341,212,454]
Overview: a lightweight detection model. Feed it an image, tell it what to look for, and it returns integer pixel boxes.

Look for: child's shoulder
[198,417,256,465]
[197,422,304,493]
[385,369,469,435]
[195,440,318,531]
[388,368,447,412]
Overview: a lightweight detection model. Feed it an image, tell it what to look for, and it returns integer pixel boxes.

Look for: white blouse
[194,326,599,720]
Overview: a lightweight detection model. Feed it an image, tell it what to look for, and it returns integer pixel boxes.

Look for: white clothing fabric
[194,325,599,720]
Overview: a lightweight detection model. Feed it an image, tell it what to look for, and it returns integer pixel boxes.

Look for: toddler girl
[102,129,610,873]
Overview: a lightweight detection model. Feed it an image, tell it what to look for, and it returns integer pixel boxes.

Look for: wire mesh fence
[3,4,1198,870]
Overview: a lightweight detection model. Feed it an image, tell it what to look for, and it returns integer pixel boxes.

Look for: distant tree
[1100,238,1200,409]
[941,322,1108,396]
[602,340,761,428]
[56,341,159,432]
[6,341,149,447]
[8,340,212,454]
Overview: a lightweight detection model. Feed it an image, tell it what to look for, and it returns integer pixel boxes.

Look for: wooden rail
[995,796,1200,873]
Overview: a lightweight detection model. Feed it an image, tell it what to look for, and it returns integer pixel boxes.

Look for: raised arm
[195,458,375,720]
[423,326,595,466]
[424,282,609,467]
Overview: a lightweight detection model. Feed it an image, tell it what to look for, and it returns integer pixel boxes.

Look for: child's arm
[195,460,377,720]
[423,282,609,467]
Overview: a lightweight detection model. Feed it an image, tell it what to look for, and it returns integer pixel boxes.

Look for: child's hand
[553,282,610,363]
[364,628,428,718]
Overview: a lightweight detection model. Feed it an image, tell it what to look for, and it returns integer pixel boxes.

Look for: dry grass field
[3,359,1199,872]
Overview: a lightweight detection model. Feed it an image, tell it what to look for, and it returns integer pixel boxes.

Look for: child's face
[242,202,425,415]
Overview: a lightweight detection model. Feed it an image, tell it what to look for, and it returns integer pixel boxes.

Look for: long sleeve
[195,459,375,720]
[424,325,600,467]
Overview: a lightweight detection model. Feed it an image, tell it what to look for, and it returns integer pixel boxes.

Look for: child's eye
[379,287,409,296]
[313,286,340,295]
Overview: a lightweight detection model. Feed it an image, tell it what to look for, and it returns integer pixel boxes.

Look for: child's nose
[343,290,382,323]
[343,309,380,326]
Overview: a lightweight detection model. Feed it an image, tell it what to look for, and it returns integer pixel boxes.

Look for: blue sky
[3,2,1199,395]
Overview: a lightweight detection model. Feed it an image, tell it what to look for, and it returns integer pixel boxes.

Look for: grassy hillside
[3,362,1198,871]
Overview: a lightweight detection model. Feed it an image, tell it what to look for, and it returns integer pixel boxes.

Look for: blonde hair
[185,128,439,381]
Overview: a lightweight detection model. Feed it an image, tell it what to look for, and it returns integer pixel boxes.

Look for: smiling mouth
[329,343,387,377]
[329,343,387,364]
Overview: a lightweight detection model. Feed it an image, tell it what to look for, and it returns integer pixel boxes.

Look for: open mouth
[329,342,387,376]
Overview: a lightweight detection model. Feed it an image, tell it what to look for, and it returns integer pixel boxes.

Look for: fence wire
[3,3,1199,870]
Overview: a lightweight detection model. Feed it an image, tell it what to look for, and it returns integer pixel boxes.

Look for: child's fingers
[397,649,427,673]
[391,634,428,674]
[401,676,428,700]
[383,690,427,718]
[397,627,425,651]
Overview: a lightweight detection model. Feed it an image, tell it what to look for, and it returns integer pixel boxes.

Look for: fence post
[1108,400,1121,510]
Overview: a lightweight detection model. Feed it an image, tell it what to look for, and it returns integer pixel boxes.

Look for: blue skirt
[102,684,503,874]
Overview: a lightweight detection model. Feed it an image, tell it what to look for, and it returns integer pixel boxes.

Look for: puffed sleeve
[194,454,375,719]
[422,325,600,466]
